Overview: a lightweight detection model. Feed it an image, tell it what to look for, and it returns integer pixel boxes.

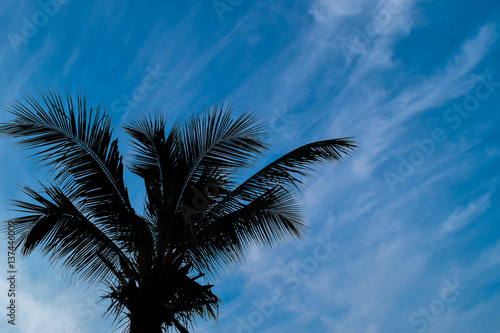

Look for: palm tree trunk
[129,311,163,333]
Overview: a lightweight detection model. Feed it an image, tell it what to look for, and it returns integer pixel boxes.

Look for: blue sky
[1,0,500,332]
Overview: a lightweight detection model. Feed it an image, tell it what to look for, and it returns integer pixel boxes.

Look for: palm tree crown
[0,91,356,332]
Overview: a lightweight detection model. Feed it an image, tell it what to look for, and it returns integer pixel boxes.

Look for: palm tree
[0,91,356,332]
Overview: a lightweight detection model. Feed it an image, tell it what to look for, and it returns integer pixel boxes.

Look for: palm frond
[123,113,182,249]
[209,138,357,217]
[174,103,269,213]
[188,185,307,275]
[5,184,133,287]
[183,138,355,274]
[0,90,153,254]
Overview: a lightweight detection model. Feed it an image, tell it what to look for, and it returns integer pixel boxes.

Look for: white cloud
[309,0,368,22]
[0,256,112,333]
[330,22,497,178]
[440,191,493,234]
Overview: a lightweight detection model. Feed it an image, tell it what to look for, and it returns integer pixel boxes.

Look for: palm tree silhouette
[0,91,356,332]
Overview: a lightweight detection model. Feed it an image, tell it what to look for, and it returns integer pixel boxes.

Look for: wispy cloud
[440,191,493,234]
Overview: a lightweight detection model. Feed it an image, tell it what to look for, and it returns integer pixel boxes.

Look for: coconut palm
[0,91,356,332]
